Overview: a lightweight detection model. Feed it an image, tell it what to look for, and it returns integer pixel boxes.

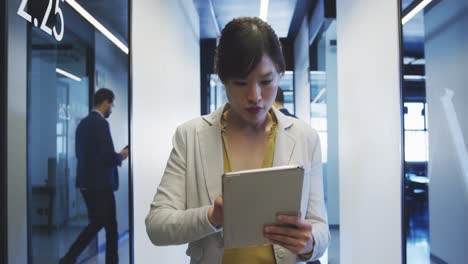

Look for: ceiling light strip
[208,0,221,37]
[402,0,432,25]
[65,0,129,54]
[259,0,269,21]
[404,75,426,81]
[56,68,81,82]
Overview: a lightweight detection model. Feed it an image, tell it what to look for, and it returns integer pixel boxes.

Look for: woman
[146,17,330,264]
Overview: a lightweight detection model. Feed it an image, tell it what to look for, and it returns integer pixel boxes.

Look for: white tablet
[222,165,309,249]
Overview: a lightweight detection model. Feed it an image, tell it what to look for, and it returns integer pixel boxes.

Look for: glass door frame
[22,0,134,262]
[1,0,8,262]
[128,0,134,262]
[5,0,29,262]
[397,0,407,263]
[5,0,134,261]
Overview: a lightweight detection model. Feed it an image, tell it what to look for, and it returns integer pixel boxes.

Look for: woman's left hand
[263,212,314,255]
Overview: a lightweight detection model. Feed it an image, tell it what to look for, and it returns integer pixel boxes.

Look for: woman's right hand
[208,194,223,227]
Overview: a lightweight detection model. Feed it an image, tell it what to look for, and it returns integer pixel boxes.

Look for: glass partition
[310,19,338,264]
[25,0,131,263]
[400,0,468,263]
[209,74,227,113]
[1,0,7,261]
[279,71,295,114]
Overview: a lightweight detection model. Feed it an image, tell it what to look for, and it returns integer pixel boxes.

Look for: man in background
[274,87,297,118]
[60,88,128,264]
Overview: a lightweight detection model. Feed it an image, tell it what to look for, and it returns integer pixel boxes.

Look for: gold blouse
[221,109,278,264]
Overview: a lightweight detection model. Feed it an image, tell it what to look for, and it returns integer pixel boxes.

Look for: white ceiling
[195,0,298,39]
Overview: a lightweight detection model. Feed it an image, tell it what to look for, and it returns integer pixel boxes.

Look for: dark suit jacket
[75,111,122,191]
[279,107,297,118]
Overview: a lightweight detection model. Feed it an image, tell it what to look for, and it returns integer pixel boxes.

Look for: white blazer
[146,105,330,264]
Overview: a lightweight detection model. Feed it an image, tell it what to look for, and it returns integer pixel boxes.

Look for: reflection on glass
[209,74,227,113]
[310,70,327,164]
[404,102,428,162]
[404,103,425,130]
[310,20,337,264]
[401,0,430,260]
[401,0,468,263]
[279,71,295,114]
[404,131,428,162]
[26,0,130,263]
[401,0,430,263]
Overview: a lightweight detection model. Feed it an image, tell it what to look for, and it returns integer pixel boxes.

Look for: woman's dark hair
[215,17,285,82]
[93,88,114,107]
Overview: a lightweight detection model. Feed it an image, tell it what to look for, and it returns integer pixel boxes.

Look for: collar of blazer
[198,103,297,203]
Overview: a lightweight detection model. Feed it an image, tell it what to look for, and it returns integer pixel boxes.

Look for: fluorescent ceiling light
[259,0,269,21]
[402,0,432,25]
[311,88,326,104]
[411,58,426,65]
[404,75,426,81]
[310,71,326,75]
[403,57,426,65]
[65,0,129,54]
[403,57,416,64]
[56,68,81,82]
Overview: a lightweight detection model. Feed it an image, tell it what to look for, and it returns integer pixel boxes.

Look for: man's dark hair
[215,17,286,82]
[275,87,285,104]
[93,88,114,107]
